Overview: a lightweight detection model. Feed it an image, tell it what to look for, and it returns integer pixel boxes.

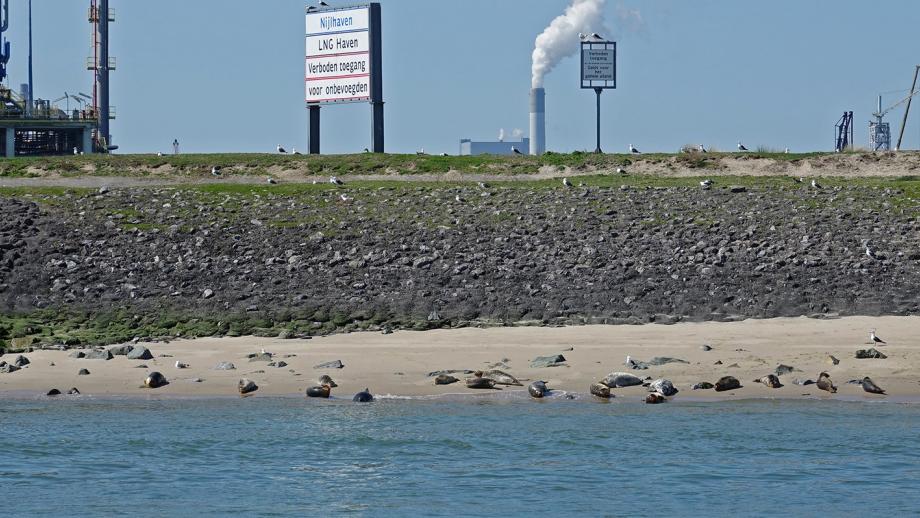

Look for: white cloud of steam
[499,128,506,142]
[531,0,607,89]
[511,128,524,139]
[615,4,646,34]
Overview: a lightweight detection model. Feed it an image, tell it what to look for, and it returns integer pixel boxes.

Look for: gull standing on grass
[698,144,707,153]
[629,144,640,154]
[562,178,573,187]
[737,141,749,151]
[330,176,344,186]
[811,179,822,189]
[277,144,287,154]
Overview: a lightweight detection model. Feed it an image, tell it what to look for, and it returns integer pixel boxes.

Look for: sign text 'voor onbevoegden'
[305,7,372,104]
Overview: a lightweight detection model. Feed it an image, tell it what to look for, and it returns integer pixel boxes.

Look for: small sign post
[581,40,616,154]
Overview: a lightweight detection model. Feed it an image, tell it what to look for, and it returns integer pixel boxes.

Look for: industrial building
[0,0,114,157]
[459,137,530,156]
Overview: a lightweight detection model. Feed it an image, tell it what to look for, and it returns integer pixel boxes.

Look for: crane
[872,65,920,151]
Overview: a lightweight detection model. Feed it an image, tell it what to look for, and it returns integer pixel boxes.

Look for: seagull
[629,144,640,154]
[793,177,803,184]
[363,148,370,153]
[293,148,302,155]
[737,141,749,151]
[698,144,707,153]
[416,148,427,155]
[816,372,837,394]
[700,179,713,188]
[211,166,222,176]
[455,194,465,203]
[578,32,587,41]
[307,6,318,12]
[590,32,604,41]
[320,1,330,5]
[562,178,572,187]
[267,177,278,185]
[260,348,267,355]
[869,329,886,345]
[861,377,886,395]
[340,193,351,203]
[811,179,822,189]
[511,146,523,155]
[784,147,790,154]
[865,246,878,261]
[73,147,79,155]
[277,144,287,154]
[616,167,627,175]
[175,361,189,369]
[330,176,344,186]
[440,152,449,157]
[157,152,163,157]
[478,181,489,189]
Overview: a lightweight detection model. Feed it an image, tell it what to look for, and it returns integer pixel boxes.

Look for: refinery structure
[0,0,114,157]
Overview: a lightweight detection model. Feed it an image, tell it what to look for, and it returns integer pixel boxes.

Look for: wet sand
[1,316,917,401]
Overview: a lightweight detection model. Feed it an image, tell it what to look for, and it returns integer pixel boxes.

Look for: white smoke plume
[511,128,524,139]
[499,128,506,142]
[532,0,607,88]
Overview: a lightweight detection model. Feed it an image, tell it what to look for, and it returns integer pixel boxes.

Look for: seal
[528,381,549,399]
[466,377,496,390]
[144,372,169,389]
[482,370,523,386]
[861,377,886,395]
[46,389,61,397]
[590,383,611,399]
[755,374,783,389]
[648,379,679,397]
[434,374,459,385]
[353,388,373,403]
[645,393,666,404]
[601,372,644,388]
[692,382,714,390]
[238,378,258,395]
[317,375,338,388]
[816,372,837,394]
[714,376,741,392]
[67,387,80,395]
[306,384,332,398]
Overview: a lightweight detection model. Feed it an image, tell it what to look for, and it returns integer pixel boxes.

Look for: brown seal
[816,372,837,394]
[645,393,666,404]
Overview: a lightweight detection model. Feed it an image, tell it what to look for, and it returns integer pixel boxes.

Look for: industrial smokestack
[530,88,545,156]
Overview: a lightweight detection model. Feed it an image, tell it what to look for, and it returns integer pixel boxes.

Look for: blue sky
[4,0,920,154]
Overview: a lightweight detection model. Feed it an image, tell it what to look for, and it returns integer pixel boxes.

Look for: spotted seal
[755,374,783,388]
[645,393,666,404]
[590,383,611,399]
[306,384,332,398]
[528,381,549,399]
[816,372,837,394]
[353,388,374,403]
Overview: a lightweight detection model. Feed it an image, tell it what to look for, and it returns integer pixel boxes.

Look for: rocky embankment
[1,180,919,348]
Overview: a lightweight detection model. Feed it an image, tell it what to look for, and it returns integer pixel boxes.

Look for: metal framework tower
[88,0,115,150]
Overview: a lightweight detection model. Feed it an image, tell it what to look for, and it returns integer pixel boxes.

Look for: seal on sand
[466,377,496,390]
[238,378,258,395]
[435,374,459,385]
[317,375,338,388]
[306,385,332,398]
[861,377,886,395]
[755,374,783,388]
[590,383,611,399]
[144,372,169,389]
[816,372,837,394]
[692,382,714,390]
[528,381,549,399]
[353,388,373,403]
[645,393,666,404]
[714,376,741,392]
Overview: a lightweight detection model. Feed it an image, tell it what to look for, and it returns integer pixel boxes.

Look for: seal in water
[646,393,666,404]
[435,374,459,385]
[861,377,886,395]
[528,381,549,399]
[714,376,741,392]
[144,372,169,389]
[238,378,259,395]
[816,372,837,394]
[46,389,61,397]
[590,383,611,399]
[317,375,338,388]
[353,388,373,403]
[466,377,496,390]
[692,382,714,390]
[306,384,332,398]
[756,374,783,388]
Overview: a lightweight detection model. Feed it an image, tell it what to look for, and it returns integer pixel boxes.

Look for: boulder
[68,351,86,359]
[600,372,644,388]
[12,355,30,367]
[78,368,90,376]
[434,374,459,385]
[144,372,169,389]
[855,348,887,359]
[127,346,153,360]
[238,379,258,395]
[714,376,742,392]
[213,361,236,371]
[313,360,345,370]
[108,344,133,356]
[248,353,273,362]
[0,362,20,374]
[84,349,113,361]
[530,354,566,368]
[648,379,679,397]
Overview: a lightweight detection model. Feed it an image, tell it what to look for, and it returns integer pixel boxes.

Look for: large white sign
[582,49,615,81]
[305,7,372,104]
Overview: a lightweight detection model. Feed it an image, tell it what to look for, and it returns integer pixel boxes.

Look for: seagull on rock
[562,178,573,187]
[698,144,707,153]
[340,193,351,203]
[616,167,627,175]
[700,179,713,189]
[267,177,278,185]
[737,141,749,151]
[629,144,641,154]
[811,179,822,189]
[277,144,287,154]
[211,166,222,176]
[865,245,878,261]
[869,329,886,345]
[455,194,465,203]
[330,176,344,186]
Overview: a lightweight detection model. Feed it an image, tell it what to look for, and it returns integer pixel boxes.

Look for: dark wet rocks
[855,348,887,359]
[108,344,133,356]
[12,355,30,367]
[530,355,566,368]
[78,368,90,376]
[314,360,344,370]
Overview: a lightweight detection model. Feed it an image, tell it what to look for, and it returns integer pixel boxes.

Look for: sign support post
[369,2,384,153]
[581,40,616,155]
[308,104,321,154]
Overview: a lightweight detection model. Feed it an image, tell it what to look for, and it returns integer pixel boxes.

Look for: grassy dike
[1,156,919,354]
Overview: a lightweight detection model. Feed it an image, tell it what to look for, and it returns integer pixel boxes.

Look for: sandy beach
[1,315,917,401]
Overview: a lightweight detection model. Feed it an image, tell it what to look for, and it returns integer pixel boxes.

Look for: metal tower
[88,0,115,150]
[0,0,10,85]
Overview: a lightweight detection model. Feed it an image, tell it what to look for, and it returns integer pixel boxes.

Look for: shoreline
[2,315,917,402]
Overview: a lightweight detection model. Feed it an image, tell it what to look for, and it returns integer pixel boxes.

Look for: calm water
[2,396,919,516]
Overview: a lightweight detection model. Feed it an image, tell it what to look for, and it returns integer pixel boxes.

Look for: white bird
[616,167,627,175]
[578,32,587,41]
[293,148,302,155]
[589,32,604,41]
[267,177,278,185]
[73,147,79,155]
[562,178,572,187]
[340,193,351,202]
[784,147,790,154]
[811,179,822,189]
[277,145,287,154]
[737,141,749,151]
[793,177,803,184]
[455,194,464,203]
[629,144,640,154]
[440,152,449,157]
[330,176,344,186]
[211,166,222,176]
[157,152,163,157]
[869,329,886,345]
[363,148,370,153]
[511,146,523,155]
[175,361,189,369]
[260,348,267,355]
[700,179,713,188]
[416,148,426,155]
[865,246,878,260]
[478,181,489,189]
[320,1,330,5]
[698,144,707,153]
